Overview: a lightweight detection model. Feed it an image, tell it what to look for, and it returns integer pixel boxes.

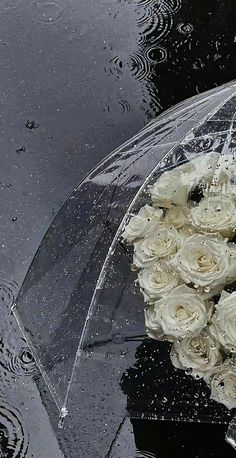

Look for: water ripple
[145,46,168,64]
[6,345,39,380]
[139,9,173,46]
[106,0,181,90]
[0,403,28,457]
[104,99,131,114]
[133,0,156,5]
[162,0,182,13]
[108,53,151,81]
[0,281,18,310]
[131,52,151,80]
[0,332,39,382]
[136,6,153,28]
[33,1,65,25]
[177,22,194,35]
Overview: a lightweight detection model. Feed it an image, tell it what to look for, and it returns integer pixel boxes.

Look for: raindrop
[33,1,65,25]
[120,350,127,358]
[177,22,193,34]
[194,374,201,380]
[145,46,167,64]
[25,120,38,129]
[185,369,192,375]
[16,147,25,154]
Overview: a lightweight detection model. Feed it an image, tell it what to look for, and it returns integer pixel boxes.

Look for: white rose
[207,182,236,202]
[171,234,229,290]
[178,226,198,246]
[210,291,236,353]
[214,154,236,183]
[151,152,220,208]
[205,359,236,410]
[191,196,236,239]
[206,154,236,195]
[133,223,180,268]
[138,260,181,302]
[154,285,208,340]
[164,205,191,229]
[170,330,222,378]
[178,151,220,186]
[151,168,189,208]
[226,243,236,284]
[144,304,164,341]
[121,205,163,244]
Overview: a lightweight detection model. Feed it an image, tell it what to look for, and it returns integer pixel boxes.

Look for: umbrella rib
[63,87,236,418]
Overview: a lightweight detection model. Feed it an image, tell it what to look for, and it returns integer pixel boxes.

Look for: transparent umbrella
[13,80,236,456]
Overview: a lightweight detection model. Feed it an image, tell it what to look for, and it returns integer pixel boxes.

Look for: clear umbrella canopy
[13,81,236,455]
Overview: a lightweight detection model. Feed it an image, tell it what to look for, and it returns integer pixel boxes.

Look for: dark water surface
[0,0,235,456]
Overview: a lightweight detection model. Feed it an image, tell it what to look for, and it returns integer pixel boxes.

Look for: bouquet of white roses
[122,152,236,410]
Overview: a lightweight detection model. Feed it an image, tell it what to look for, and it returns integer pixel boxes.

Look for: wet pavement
[0,0,235,456]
